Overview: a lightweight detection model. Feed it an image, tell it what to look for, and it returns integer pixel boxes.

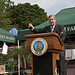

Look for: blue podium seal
[31,38,48,56]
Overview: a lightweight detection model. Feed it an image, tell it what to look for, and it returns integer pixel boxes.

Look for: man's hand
[28,23,34,30]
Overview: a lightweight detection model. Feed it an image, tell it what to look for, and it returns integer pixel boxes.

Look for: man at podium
[28,15,67,75]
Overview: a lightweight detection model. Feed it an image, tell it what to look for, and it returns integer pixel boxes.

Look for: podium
[25,32,64,75]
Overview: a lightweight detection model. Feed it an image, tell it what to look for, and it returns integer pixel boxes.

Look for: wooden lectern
[25,32,64,75]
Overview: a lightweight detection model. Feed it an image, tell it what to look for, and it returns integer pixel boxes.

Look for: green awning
[56,7,75,25]
[0,29,16,43]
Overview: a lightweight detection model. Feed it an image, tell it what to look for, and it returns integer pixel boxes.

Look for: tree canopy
[0,0,14,31]
[7,3,47,29]
[0,1,47,30]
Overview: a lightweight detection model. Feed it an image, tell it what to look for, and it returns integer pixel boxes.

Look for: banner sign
[0,34,16,43]
[9,28,18,36]
[64,25,75,35]
[64,26,75,32]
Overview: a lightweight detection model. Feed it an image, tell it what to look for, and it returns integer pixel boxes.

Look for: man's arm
[28,23,44,34]
[60,26,66,42]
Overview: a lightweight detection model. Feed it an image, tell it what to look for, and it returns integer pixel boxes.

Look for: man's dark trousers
[57,50,67,75]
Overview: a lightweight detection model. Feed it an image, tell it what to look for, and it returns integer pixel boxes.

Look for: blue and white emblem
[31,38,48,56]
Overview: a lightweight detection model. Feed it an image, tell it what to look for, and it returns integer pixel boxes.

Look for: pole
[18,40,20,75]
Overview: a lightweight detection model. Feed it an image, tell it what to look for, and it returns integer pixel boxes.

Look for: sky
[11,0,75,16]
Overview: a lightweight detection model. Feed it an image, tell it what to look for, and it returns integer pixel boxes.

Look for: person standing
[28,15,67,75]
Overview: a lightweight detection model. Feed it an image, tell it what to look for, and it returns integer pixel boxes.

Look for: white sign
[2,42,8,55]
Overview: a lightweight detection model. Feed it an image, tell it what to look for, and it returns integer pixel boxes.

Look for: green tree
[0,42,32,70]
[7,3,47,29]
[5,0,14,8]
[0,0,14,31]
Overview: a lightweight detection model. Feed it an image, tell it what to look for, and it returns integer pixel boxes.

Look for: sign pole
[18,40,20,75]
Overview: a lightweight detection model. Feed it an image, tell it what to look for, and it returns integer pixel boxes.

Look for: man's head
[48,15,56,26]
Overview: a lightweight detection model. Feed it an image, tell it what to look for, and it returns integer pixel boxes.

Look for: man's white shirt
[50,25,55,32]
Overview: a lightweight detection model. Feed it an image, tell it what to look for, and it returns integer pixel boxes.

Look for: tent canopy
[0,29,16,43]
[18,7,75,40]
[56,7,75,25]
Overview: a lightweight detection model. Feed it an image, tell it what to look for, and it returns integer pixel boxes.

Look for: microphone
[60,32,71,42]
[60,32,64,36]
[60,32,64,46]
[60,32,64,40]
